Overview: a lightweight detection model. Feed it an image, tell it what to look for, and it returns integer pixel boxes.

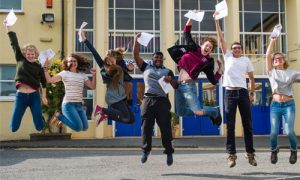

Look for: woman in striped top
[43,54,96,131]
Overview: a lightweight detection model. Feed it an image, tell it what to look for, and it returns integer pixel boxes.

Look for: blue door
[182,79,220,135]
[115,79,143,136]
[251,79,282,135]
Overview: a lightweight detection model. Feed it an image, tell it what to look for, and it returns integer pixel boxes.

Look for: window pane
[0,82,16,96]
[181,10,199,31]
[262,13,279,32]
[281,35,286,53]
[109,0,114,8]
[280,13,285,32]
[135,10,153,30]
[244,0,261,11]
[262,0,278,12]
[109,9,114,29]
[116,0,133,8]
[76,0,93,7]
[280,0,285,12]
[155,0,159,9]
[244,13,261,32]
[244,34,262,54]
[200,12,215,31]
[263,34,280,54]
[174,0,179,9]
[181,0,198,10]
[239,12,243,31]
[239,0,243,11]
[200,0,217,10]
[116,10,133,30]
[76,8,94,29]
[155,10,160,30]
[0,66,15,80]
[175,11,180,31]
[0,0,21,10]
[135,0,153,9]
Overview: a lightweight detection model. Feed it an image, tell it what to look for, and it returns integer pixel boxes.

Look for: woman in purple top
[175,16,223,126]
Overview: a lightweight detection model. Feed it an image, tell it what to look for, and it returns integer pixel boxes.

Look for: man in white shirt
[214,12,257,168]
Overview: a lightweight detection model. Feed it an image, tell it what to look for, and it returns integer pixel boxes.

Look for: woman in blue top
[80,32,135,126]
[266,36,300,164]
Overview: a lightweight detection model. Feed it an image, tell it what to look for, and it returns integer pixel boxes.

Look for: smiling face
[152,52,164,68]
[67,56,78,69]
[200,41,214,56]
[25,50,37,63]
[231,43,243,58]
[273,53,287,69]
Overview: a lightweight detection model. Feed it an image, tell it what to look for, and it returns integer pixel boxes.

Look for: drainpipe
[60,0,65,59]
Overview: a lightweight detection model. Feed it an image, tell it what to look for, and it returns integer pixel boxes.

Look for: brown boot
[289,150,297,164]
[245,153,257,166]
[227,154,237,168]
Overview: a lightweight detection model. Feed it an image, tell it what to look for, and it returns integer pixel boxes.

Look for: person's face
[231,45,243,58]
[25,50,37,63]
[273,54,285,67]
[106,56,117,66]
[200,41,213,56]
[152,54,163,67]
[67,57,78,69]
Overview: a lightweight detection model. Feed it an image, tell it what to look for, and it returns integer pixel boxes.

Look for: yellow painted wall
[0,0,62,141]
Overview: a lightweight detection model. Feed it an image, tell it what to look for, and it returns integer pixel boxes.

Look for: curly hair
[21,44,39,59]
[106,47,126,61]
[203,37,218,51]
[62,53,90,72]
[106,64,122,89]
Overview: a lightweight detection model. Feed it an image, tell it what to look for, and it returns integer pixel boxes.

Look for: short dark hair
[152,51,164,57]
[231,42,243,49]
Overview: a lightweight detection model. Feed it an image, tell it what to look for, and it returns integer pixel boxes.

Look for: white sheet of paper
[39,48,56,66]
[215,0,228,20]
[270,24,282,38]
[78,21,88,42]
[184,11,205,22]
[6,9,18,26]
[137,32,154,47]
[158,76,172,94]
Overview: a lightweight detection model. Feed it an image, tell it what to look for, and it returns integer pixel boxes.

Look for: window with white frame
[174,0,224,74]
[0,65,16,100]
[75,0,94,120]
[0,0,22,12]
[239,0,286,75]
[109,0,160,75]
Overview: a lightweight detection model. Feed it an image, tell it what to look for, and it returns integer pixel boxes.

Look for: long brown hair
[105,64,122,89]
[62,53,90,72]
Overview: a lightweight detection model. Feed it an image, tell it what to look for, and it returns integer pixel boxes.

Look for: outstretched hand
[80,31,87,42]
[127,63,134,71]
[134,33,141,44]
[90,68,96,76]
[3,20,10,32]
[213,11,220,20]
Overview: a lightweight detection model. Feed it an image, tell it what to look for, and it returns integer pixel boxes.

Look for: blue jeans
[10,91,44,132]
[175,82,217,116]
[270,100,298,151]
[58,102,88,132]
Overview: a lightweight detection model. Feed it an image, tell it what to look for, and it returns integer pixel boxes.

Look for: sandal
[56,121,63,128]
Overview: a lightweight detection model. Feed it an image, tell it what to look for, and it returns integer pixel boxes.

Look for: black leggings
[103,99,135,124]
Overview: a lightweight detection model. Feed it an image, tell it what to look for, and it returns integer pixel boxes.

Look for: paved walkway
[1,136,299,150]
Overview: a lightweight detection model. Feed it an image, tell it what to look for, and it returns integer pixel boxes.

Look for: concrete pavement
[1,136,299,150]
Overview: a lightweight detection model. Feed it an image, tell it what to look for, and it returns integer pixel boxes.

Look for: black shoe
[166,154,173,166]
[271,149,279,164]
[289,150,297,164]
[141,152,149,164]
[209,107,222,126]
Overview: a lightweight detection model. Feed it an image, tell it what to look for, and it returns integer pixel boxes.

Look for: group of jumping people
[3,9,299,167]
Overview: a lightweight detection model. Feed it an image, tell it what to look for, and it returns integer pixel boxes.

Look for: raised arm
[133,33,145,69]
[4,20,24,62]
[80,31,104,68]
[183,18,197,49]
[266,38,276,72]
[213,12,227,54]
